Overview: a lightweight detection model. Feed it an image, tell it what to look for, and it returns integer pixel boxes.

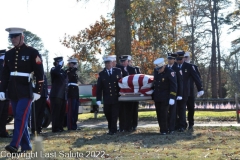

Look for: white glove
[197,90,204,97]
[96,101,101,106]
[0,92,6,101]
[176,96,182,100]
[169,99,175,105]
[32,93,41,102]
[59,61,64,66]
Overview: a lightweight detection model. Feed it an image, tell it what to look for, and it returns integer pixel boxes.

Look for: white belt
[10,72,30,77]
[68,83,78,86]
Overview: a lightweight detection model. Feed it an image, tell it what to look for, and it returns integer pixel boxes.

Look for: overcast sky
[0,0,114,67]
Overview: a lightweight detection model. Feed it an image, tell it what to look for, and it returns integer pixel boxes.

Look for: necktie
[108,70,111,76]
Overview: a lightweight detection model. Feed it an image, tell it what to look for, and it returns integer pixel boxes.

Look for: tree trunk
[191,15,195,63]
[115,0,131,62]
[210,0,218,98]
[206,65,211,98]
[215,0,222,98]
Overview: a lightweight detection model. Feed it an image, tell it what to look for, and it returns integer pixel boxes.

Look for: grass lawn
[79,111,237,122]
[0,127,240,160]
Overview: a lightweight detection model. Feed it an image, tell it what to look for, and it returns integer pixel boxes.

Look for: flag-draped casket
[118,74,154,96]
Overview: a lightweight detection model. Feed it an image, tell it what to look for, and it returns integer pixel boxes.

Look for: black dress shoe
[118,129,124,132]
[132,127,137,131]
[5,145,18,153]
[169,131,174,134]
[188,125,193,130]
[178,128,185,132]
[107,132,115,135]
[160,132,167,135]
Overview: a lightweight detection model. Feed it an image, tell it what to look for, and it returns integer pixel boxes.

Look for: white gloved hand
[0,92,6,101]
[176,96,182,100]
[197,90,204,97]
[59,60,64,66]
[32,93,41,102]
[96,101,101,106]
[169,99,175,105]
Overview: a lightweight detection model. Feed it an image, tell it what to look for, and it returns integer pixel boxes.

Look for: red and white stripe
[118,74,154,95]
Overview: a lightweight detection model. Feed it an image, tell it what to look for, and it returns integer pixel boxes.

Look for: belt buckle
[14,71,17,76]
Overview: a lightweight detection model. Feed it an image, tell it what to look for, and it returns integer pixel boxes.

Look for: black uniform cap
[167,53,177,59]
[119,55,128,62]
[0,49,6,55]
[53,56,63,62]
[176,50,185,60]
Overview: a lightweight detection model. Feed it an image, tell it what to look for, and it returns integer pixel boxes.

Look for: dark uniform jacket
[171,64,183,98]
[0,59,4,80]
[135,66,141,74]
[41,75,48,98]
[153,67,177,102]
[189,64,201,97]
[50,65,68,100]
[66,67,79,99]
[0,44,44,100]
[116,64,128,77]
[174,62,203,101]
[96,68,122,104]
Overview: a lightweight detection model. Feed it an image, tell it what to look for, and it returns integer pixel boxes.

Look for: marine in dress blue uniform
[175,51,204,132]
[0,28,44,153]
[96,56,122,135]
[153,58,177,135]
[50,57,68,133]
[0,49,10,138]
[65,58,80,130]
[166,53,183,134]
[184,52,203,130]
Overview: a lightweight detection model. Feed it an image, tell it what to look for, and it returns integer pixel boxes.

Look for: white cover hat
[5,27,26,34]
[184,52,190,57]
[153,58,165,68]
[103,56,113,62]
[67,58,78,63]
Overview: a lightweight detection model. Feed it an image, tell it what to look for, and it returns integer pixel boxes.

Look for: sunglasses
[9,34,21,39]
[177,58,183,61]
[184,56,189,58]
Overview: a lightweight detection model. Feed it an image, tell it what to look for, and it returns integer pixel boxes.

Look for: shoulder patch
[36,55,42,64]
[171,72,175,77]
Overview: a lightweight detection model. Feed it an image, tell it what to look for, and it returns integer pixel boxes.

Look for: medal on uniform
[26,56,29,60]
[116,75,119,78]
[22,56,25,60]
[185,69,187,72]
[162,78,164,82]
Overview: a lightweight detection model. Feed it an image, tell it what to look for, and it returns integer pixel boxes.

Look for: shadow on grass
[70,128,201,149]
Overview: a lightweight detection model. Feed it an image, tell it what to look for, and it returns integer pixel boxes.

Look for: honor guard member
[0,27,44,153]
[175,50,204,132]
[167,53,183,134]
[153,58,177,135]
[96,56,122,135]
[50,57,68,133]
[66,58,80,130]
[31,73,48,135]
[118,55,136,132]
[184,52,202,130]
[0,49,11,138]
[127,55,140,131]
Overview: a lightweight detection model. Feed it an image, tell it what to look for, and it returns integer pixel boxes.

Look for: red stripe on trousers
[16,100,31,147]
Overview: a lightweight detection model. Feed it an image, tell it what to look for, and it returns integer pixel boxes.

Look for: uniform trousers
[177,100,187,129]
[104,103,119,133]
[131,102,139,129]
[168,102,177,132]
[187,96,195,127]
[155,101,169,133]
[118,102,125,131]
[10,98,32,151]
[50,98,66,132]
[67,98,79,130]
[0,100,9,136]
[31,97,46,133]
[123,102,134,131]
